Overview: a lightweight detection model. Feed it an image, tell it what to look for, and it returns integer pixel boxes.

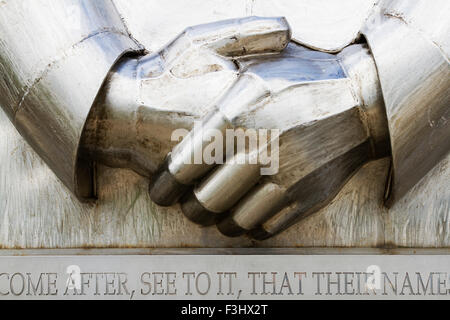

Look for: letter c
[0,273,10,296]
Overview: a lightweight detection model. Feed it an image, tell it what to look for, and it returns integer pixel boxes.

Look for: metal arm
[0,0,143,200]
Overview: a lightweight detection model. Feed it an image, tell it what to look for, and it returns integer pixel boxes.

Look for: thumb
[187,16,291,57]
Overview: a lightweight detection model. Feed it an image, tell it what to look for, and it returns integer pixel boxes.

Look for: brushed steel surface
[0,107,449,247]
[0,0,143,199]
[82,16,291,180]
[0,0,448,248]
[152,42,389,235]
[362,0,450,206]
[113,0,378,53]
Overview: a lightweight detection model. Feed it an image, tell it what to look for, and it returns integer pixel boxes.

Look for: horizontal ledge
[0,247,448,256]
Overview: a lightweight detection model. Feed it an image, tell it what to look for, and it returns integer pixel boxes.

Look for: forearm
[362,0,450,205]
[0,0,142,200]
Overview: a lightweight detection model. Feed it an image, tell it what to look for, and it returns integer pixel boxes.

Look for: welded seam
[14,28,134,118]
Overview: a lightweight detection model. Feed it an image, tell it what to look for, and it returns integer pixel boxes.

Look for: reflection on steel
[81,16,292,205]
[362,0,450,206]
[171,42,388,235]
[0,0,143,199]
[0,0,448,243]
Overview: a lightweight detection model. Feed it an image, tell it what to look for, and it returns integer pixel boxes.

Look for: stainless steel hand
[80,17,291,204]
[150,42,390,237]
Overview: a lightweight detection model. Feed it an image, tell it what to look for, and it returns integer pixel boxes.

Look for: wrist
[339,44,390,159]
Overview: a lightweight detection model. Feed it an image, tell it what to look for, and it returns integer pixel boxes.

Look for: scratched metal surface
[0,106,449,248]
[112,0,378,53]
[0,0,449,249]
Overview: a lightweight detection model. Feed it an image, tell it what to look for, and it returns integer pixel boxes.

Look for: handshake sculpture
[1,1,447,242]
[80,17,390,240]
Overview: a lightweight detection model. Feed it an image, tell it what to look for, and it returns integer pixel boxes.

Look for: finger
[149,74,269,207]
[181,154,262,226]
[148,160,189,206]
[249,204,301,240]
[250,141,371,240]
[187,16,291,57]
[159,17,291,69]
[217,182,287,237]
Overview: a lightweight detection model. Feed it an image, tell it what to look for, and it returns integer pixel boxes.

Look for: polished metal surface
[362,0,450,206]
[82,17,289,176]
[2,111,449,247]
[218,182,286,236]
[0,0,142,199]
[150,43,360,201]
[80,16,291,203]
[113,0,379,53]
[252,142,372,239]
[150,41,389,236]
[0,0,448,246]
